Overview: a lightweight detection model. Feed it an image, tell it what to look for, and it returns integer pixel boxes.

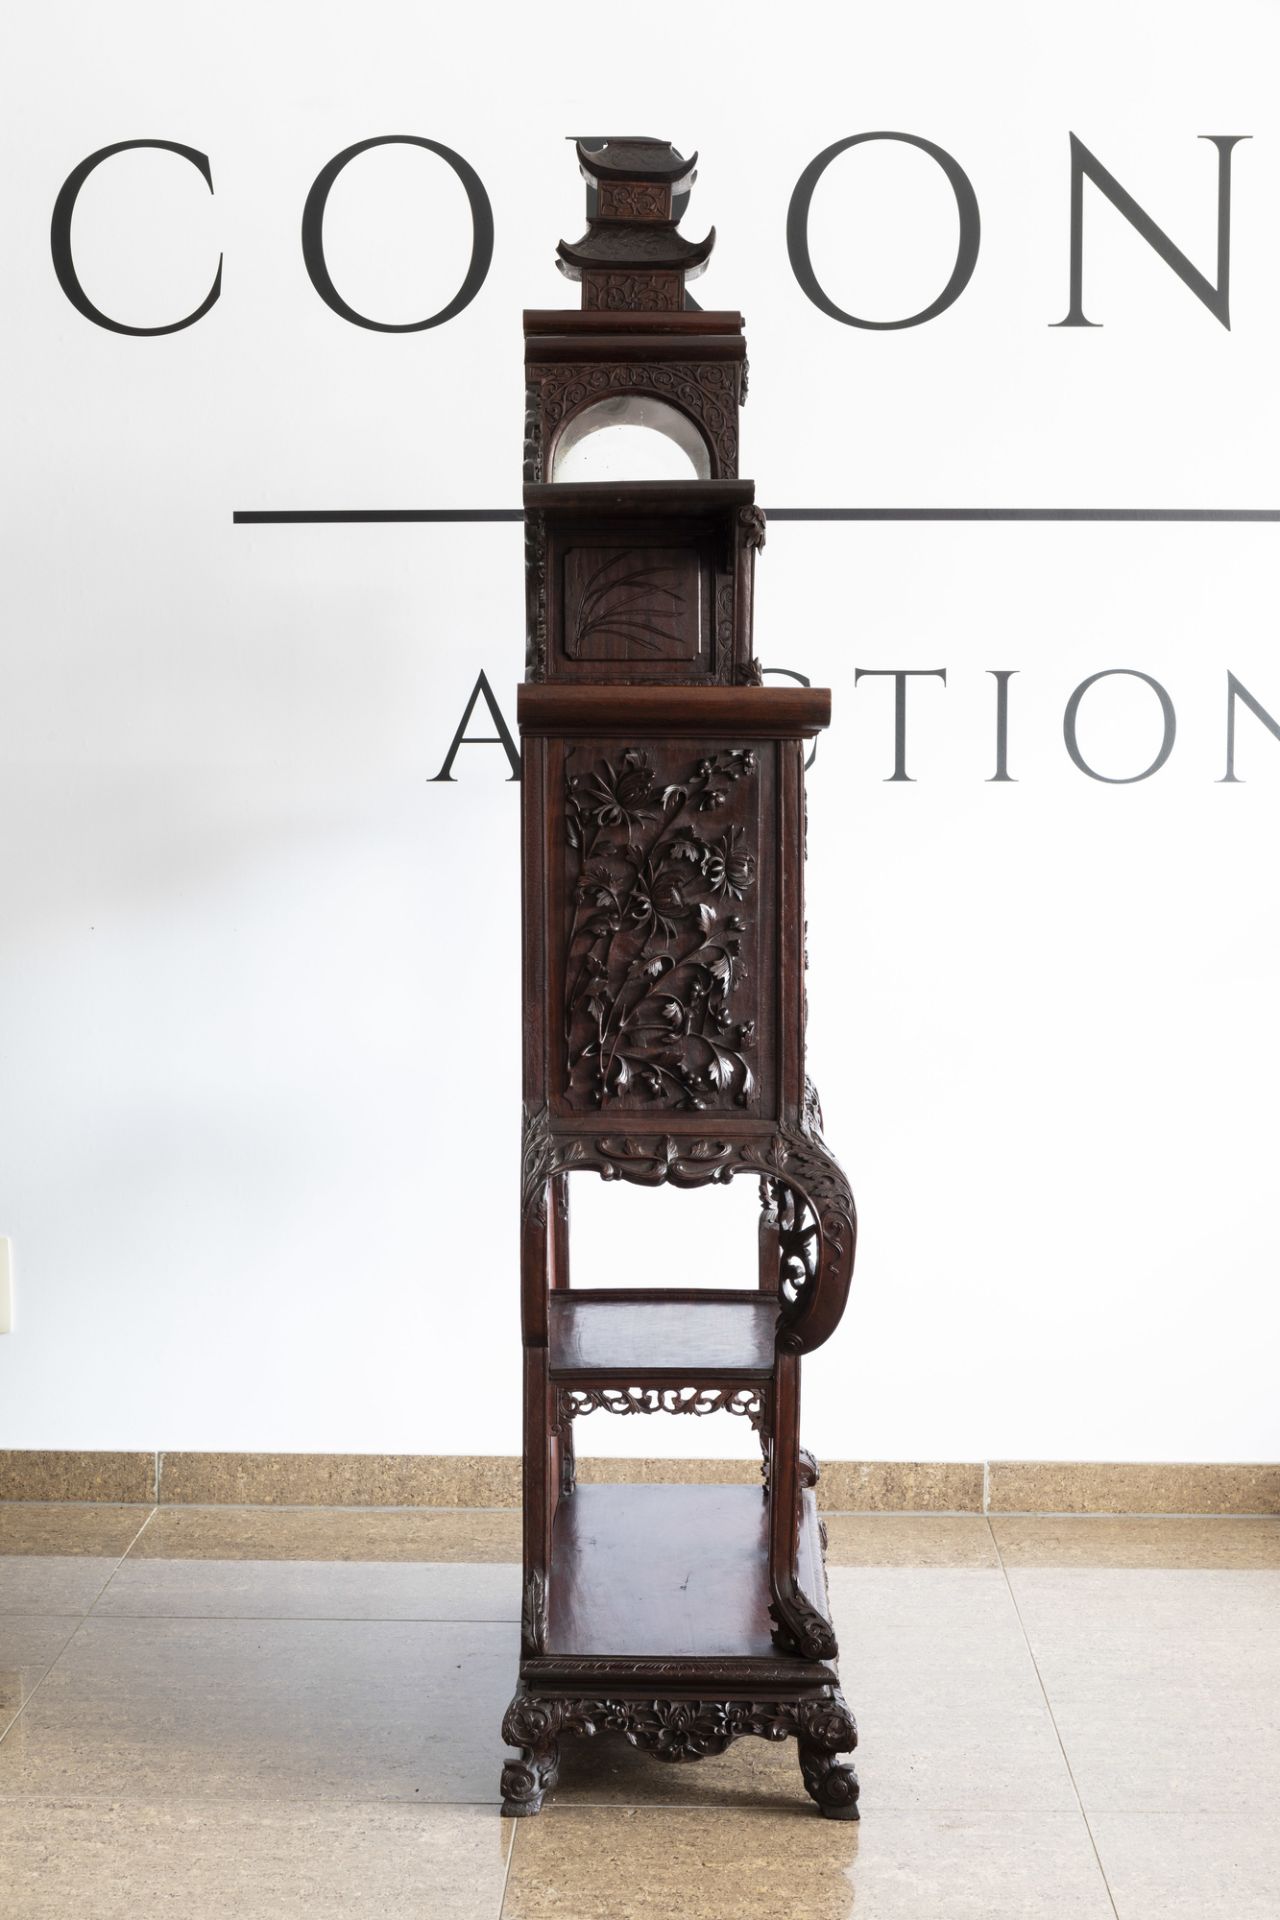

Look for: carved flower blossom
[571,751,659,835]
[702,828,754,899]
[635,1701,731,1760]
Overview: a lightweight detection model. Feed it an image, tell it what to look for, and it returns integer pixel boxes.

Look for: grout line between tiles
[78,1612,522,1625]
[986,1515,1121,1920]
[0,1609,97,1750]
[498,1799,518,1918]
[64,1507,161,1621]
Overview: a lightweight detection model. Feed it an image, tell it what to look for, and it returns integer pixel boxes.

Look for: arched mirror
[550,393,712,482]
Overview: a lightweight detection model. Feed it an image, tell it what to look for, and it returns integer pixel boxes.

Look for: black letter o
[301,136,493,332]
[51,140,221,336]
[1063,670,1177,783]
[786,132,980,329]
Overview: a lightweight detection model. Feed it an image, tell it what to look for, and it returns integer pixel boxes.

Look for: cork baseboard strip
[0,1452,1275,1513]
[986,1460,1280,1516]
[0,1451,157,1503]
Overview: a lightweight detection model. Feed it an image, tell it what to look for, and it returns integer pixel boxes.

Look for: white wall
[2,0,1277,1461]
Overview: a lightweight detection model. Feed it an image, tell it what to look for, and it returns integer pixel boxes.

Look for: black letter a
[429,670,521,782]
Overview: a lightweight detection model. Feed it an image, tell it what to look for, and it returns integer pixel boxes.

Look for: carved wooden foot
[799,1740,860,1819]
[501,1689,560,1816]
[797,1690,859,1819]
[500,1744,559,1816]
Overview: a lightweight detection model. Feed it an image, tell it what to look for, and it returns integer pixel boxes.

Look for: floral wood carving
[521,1104,586,1224]
[583,272,682,312]
[713,578,735,684]
[564,746,759,1110]
[557,1385,765,1425]
[525,510,548,680]
[596,182,669,220]
[521,1570,548,1655]
[528,361,740,479]
[739,504,767,551]
[502,1685,857,1768]
[769,1588,839,1663]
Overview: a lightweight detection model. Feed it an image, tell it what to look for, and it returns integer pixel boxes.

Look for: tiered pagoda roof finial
[557,137,714,313]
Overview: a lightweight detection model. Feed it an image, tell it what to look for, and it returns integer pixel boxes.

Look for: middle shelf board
[548,1290,779,1382]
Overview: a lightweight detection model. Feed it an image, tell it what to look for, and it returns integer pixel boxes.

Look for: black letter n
[1053,133,1247,330]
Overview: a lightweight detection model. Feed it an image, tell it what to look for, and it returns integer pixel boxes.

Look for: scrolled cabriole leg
[500,1691,562,1817]
[797,1693,860,1821]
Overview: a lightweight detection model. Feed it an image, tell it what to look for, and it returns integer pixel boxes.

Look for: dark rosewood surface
[501,138,859,1826]
[549,1292,778,1379]
[544,1485,828,1659]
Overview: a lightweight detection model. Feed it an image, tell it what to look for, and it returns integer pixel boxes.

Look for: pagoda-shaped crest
[557,138,714,313]
[522,137,756,688]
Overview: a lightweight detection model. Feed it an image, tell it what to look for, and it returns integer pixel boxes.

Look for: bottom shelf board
[544,1482,829,1662]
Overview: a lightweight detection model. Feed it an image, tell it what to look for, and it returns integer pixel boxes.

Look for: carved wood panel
[554,739,776,1114]
[562,546,702,662]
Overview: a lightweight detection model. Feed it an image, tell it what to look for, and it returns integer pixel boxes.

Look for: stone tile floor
[0,1504,1277,1917]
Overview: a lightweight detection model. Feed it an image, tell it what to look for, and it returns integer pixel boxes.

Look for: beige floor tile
[128,1504,521,1562]
[0,1798,512,1920]
[503,1807,1114,1920]
[0,1506,155,1616]
[823,1516,998,1568]
[0,1505,153,1558]
[550,1724,813,1812]
[95,1556,521,1620]
[0,1558,125,1617]
[548,1570,1076,1814]
[1007,1568,1280,1812]
[0,1619,81,1739]
[1089,1812,1280,1919]
[0,1616,518,1805]
[993,1516,1280,1569]
[827,1569,1078,1811]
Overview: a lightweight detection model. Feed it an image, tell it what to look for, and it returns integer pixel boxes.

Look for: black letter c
[51,140,221,335]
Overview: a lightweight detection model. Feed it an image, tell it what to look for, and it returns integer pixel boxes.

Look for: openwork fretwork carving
[565,746,759,1110]
[557,1385,764,1424]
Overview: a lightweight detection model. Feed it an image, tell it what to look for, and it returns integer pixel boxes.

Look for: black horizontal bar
[232,506,1280,526]
[233,508,524,523]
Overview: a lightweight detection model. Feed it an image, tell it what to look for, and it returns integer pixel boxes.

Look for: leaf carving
[564,748,760,1111]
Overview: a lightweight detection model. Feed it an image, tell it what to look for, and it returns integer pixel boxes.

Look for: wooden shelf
[548,1291,778,1382]
[542,1483,830,1671]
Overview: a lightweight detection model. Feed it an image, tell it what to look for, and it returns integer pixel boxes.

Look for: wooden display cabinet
[501,140,859,1820]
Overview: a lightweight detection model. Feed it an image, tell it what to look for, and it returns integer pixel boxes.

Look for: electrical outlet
[0,1239,12,1333]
